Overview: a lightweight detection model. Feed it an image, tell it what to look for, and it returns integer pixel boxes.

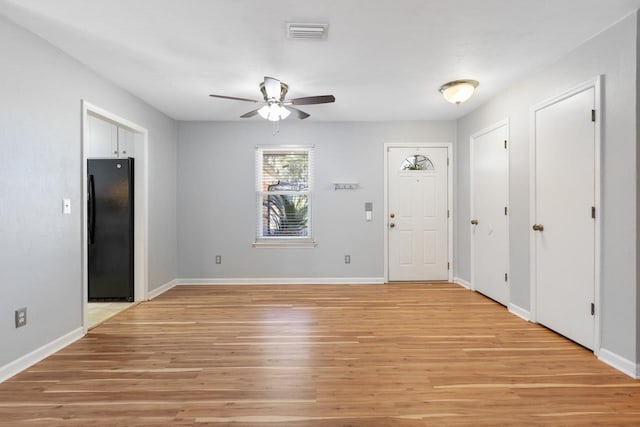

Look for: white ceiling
[1,0,640,121]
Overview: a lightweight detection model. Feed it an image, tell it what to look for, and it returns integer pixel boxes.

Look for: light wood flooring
[1,283,639,426]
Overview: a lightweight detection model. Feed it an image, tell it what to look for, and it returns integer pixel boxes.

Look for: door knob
[471,219,478,225]
[390,213,395,218]
[390,223,395,228]
[532,224,544,231]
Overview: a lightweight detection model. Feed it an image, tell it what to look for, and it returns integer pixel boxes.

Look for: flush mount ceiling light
[439,79,479,104]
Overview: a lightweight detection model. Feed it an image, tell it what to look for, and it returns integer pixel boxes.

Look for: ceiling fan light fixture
[257,105,270,120]
[258,103,290,121]
[439,79,479,104]
[279,106,291,120]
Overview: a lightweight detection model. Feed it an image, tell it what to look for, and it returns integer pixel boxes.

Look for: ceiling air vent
[287,23,329,39]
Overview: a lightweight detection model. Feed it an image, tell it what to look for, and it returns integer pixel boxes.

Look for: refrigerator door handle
[88,174,96,244]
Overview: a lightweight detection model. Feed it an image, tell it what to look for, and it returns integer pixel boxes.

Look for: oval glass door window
[400,154,434,171]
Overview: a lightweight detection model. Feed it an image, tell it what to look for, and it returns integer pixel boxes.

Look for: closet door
[471,122,509,305]
[532,86,596,350]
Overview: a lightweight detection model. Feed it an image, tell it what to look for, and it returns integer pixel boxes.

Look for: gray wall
[0,16,177,367]
[455,12,638,362]
[177,121,455,279]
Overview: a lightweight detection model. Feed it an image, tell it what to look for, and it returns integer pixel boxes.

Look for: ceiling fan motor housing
[260,81,289,102]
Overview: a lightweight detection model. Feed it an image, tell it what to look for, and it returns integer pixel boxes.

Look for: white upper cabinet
[87,114,135,158]
[117,127,135,158]
[87,114,117,158]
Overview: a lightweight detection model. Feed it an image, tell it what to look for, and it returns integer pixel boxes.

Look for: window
[255,146,314,247]
[400,154,434,171]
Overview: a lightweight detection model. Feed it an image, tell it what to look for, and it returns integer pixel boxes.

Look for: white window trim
[254,145,316,248]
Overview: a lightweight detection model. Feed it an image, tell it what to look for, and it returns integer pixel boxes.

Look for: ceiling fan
[209,76,335,121]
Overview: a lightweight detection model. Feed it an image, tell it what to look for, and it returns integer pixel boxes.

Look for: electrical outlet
[345,255,351,264]
[215,255,222,264]
[15,307,27,328]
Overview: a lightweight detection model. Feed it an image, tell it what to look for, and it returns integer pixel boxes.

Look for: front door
[533,86,596,349]
[471,123,509,305]
[388,146,449,281]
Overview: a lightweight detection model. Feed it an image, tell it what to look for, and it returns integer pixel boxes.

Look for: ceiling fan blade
[209,94,259,103]
[240,108,262,118]
[263,76,282,100]
[286,106,310,120]
[287,95,335,106]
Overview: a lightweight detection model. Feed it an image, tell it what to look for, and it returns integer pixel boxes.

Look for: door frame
[81,100,149,334]
[383,142,453,283]
[469,119,510,302]
[529,76,601,354]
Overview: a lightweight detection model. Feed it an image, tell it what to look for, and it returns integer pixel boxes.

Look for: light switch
[63,198,71,214]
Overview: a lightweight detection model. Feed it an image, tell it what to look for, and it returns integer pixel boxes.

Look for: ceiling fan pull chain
[272,120,280,136]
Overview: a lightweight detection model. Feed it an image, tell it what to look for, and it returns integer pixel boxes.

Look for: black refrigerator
[88,158,134,301]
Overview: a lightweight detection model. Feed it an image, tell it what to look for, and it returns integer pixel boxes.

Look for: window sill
[252,240,317,249]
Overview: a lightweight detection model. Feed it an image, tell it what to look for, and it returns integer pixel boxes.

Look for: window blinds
[255,146,313,240]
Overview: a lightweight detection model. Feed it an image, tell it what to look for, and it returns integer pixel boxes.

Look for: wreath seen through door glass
[400,154,434,171]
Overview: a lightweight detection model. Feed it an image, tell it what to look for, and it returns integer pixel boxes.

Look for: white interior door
[533,87,595,349]
[471,123,509,305]
[388,146,448,281]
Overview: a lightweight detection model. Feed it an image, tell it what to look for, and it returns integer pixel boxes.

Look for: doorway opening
[81,101,149,333]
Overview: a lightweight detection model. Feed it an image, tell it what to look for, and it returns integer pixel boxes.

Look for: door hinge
[504,273,508,282]
[447,262,450,270]
[504,140,507,149]
[447,209,450,218]
[591,110,596,122]
[447,157,450,166]
[505,206,508,215]
[592,206,596,219]
[591,303,595,316]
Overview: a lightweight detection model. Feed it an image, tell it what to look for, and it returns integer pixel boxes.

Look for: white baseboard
[176,277,386,285]
[453,277,472,289]
[147,279,177,300]
[598,348,639,379]
[0,327,84,383]
[508,303,531,322]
